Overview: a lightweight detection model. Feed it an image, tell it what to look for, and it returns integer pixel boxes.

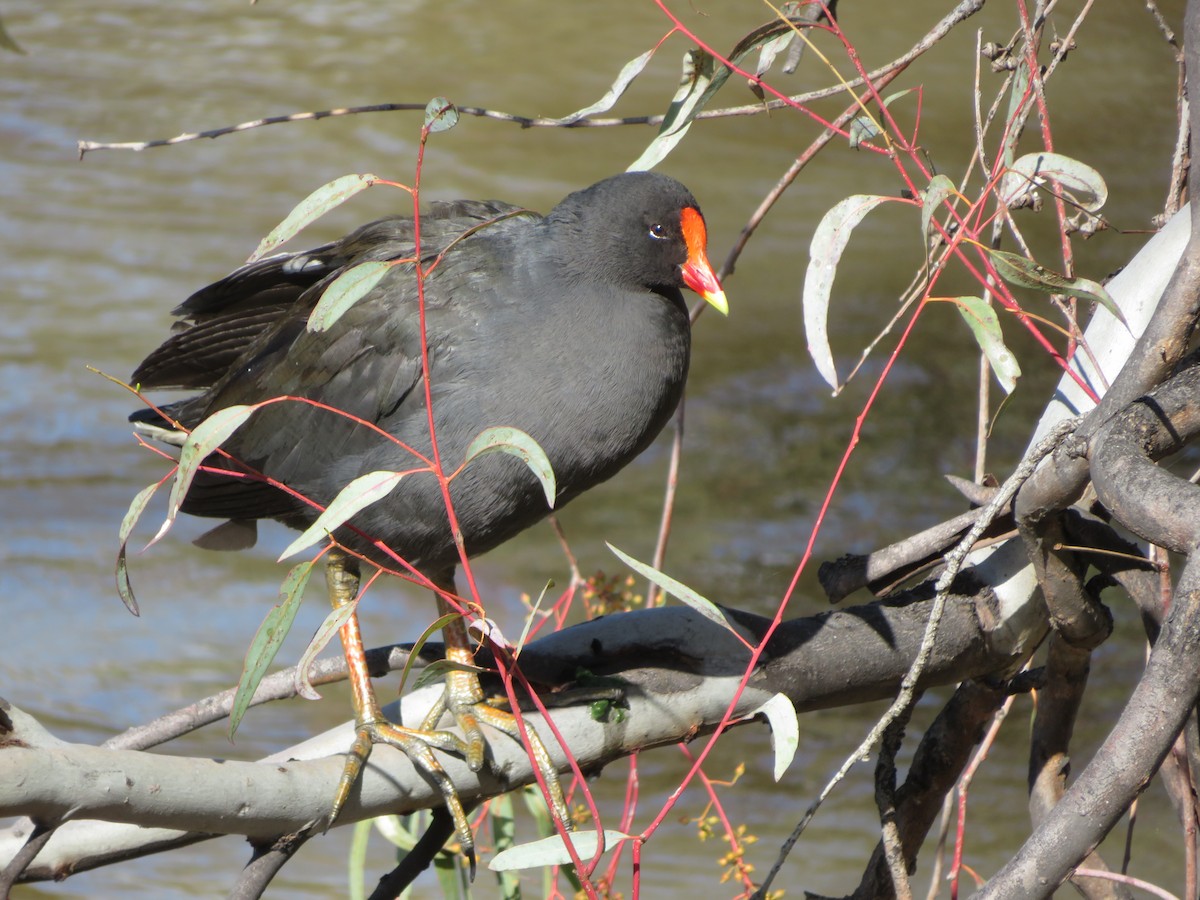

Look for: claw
[322,550,572,868]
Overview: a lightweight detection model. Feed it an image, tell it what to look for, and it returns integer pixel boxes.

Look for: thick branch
[1,566,1046,883]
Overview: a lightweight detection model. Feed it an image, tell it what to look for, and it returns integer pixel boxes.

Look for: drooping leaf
[373,813,419,851]
[160,404,258,544]
[951,296,1021,394]
[489,830,636,872]
[115,481,161,615]
[628,49,717,172]
[556,49,655,124]
[250,174,379,262]
[606,543,744,638]
[751,693,800,781]
[229,560,315,738]
[424,97,459,133]
[396,612,462,696]
[629,8,826,170]
[803,194,894,390]
[307,261,394,332]
[294,598,361,700]
[921,174,959,248]
[981,246,1126,325]
[999,151,1108,213]
[279,469,406,560]
[462,426,556,508]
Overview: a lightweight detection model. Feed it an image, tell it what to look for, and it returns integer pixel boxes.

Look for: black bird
[130,171,727,857]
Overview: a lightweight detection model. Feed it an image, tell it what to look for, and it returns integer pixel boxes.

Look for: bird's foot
[328,713,479,870]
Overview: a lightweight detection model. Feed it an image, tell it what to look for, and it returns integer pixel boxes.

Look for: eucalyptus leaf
[489,830,636,871]
[250,174,379,262]
[424,97,459,133]
[115,482,160,615]
[161,404,257,544]
[278,469,406,560]
[751,693,800,781]
[803,195,893,390]
[952,296,1021,394]
[229,560,315,738]
[607,543,743,637]
[462,426,556,508]
[295,599,360,700]
[556,49,655,123]
[982,247,1126,325]
[307,261,393,332]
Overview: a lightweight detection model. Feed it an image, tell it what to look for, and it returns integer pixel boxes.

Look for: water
[1,0,1188,896]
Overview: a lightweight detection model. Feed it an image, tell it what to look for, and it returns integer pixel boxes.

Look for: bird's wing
[132,200,526,390]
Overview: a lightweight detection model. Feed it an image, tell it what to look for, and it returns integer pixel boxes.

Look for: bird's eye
[648,223,667,240]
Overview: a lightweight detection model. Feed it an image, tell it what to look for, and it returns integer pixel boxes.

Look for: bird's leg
[424,576,572,836]
[324,550,476,865]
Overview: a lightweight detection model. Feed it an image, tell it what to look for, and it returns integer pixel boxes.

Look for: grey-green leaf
[952,296,1021,394]
[307,260,393,332]
[229,560,315,738]
[999,151,1108,213]
[607,543,743,637]
[803,194,893,390]
[295,599,360,700]
[279,469,406,560]
[557,49,655,124]
[489,830,636,871]
[921,174,958,247]
[161,404,257,544]
[115,481,160,615]
[424,97,459,133]
[752,692,800,781]
[463,426,556,508]
[982,247,1126,325]
[628,49,717,172]
[250,174,379,262]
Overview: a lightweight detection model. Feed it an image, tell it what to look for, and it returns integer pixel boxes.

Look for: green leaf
[751,693,799,781]
[489,830,636,872]
[396,612,462,696]
[307,261,394,332]
[463,426,556,508]
[981,247,1126,326]
[847,88,917,149]
[921,174,958,247]
[115,481,161,615]
[628,49,717,172]
[158,405,257,545]
[295,598,360,700]
[279,469,406,560]
[424,97,459,133]
[557,49,655,124]
[412,658,489,692]
[229,561,315,737]
[348,818,371,900]
[607,543,743,638]
[803,195,894,390]
[490,794,522,899]
[250,174,379,262]
[951,296,1021,394]
[999,151,1108,213]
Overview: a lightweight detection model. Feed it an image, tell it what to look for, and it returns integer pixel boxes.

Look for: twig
[754,416,1081,899]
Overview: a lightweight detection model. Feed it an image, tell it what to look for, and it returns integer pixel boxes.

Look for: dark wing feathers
[134,200,535,524]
